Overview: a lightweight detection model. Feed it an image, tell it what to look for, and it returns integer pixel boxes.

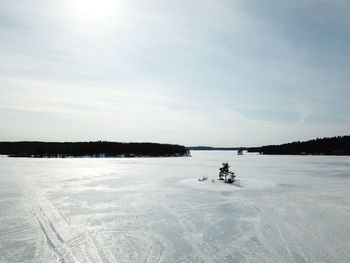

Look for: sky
[0,0,350,146]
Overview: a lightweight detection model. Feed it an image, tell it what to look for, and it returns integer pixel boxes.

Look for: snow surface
[0,151,350,263]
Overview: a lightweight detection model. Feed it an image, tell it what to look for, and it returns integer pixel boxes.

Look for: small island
[0,141,190,158]
[248,135,350,155]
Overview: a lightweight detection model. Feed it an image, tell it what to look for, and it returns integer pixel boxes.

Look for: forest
[248,135,350,155]
[0,141,190,158]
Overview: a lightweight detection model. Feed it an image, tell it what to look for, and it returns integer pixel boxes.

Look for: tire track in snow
[23,178,78,262]
[159,199,218,263]
[36,217,66,263]
[264,194,296,263]
[21,175,116,263]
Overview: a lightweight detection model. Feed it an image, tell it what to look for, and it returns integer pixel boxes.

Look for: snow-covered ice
[0,151,350,262]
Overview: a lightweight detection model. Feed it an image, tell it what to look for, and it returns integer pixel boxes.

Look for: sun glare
[65,0,119,26]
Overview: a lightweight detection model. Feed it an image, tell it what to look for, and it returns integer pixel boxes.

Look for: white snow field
[0,151,350,263]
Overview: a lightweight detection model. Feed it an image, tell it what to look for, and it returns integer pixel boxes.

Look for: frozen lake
[0,151,350,263]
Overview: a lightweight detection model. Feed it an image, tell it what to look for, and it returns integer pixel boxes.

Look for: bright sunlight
[64,0,120,27]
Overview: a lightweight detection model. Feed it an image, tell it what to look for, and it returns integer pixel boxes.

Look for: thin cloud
[1,0,350,144]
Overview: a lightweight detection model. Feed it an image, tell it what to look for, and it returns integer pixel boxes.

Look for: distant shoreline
[248,135,350,156]
[187,146,247,151]
[188,135,350,156]
[0,141,190,158]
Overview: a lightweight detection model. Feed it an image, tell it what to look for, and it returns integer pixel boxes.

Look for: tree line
[0,141,190,158]
[248,135,350,155]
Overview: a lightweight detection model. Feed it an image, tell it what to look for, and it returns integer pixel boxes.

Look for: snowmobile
[198,176,208,181]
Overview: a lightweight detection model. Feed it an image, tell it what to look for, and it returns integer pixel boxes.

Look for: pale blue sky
[0,0,349,146]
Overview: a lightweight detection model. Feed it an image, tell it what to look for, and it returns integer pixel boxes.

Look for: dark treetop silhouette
[0,141,190,158]
[248,135,350,155]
